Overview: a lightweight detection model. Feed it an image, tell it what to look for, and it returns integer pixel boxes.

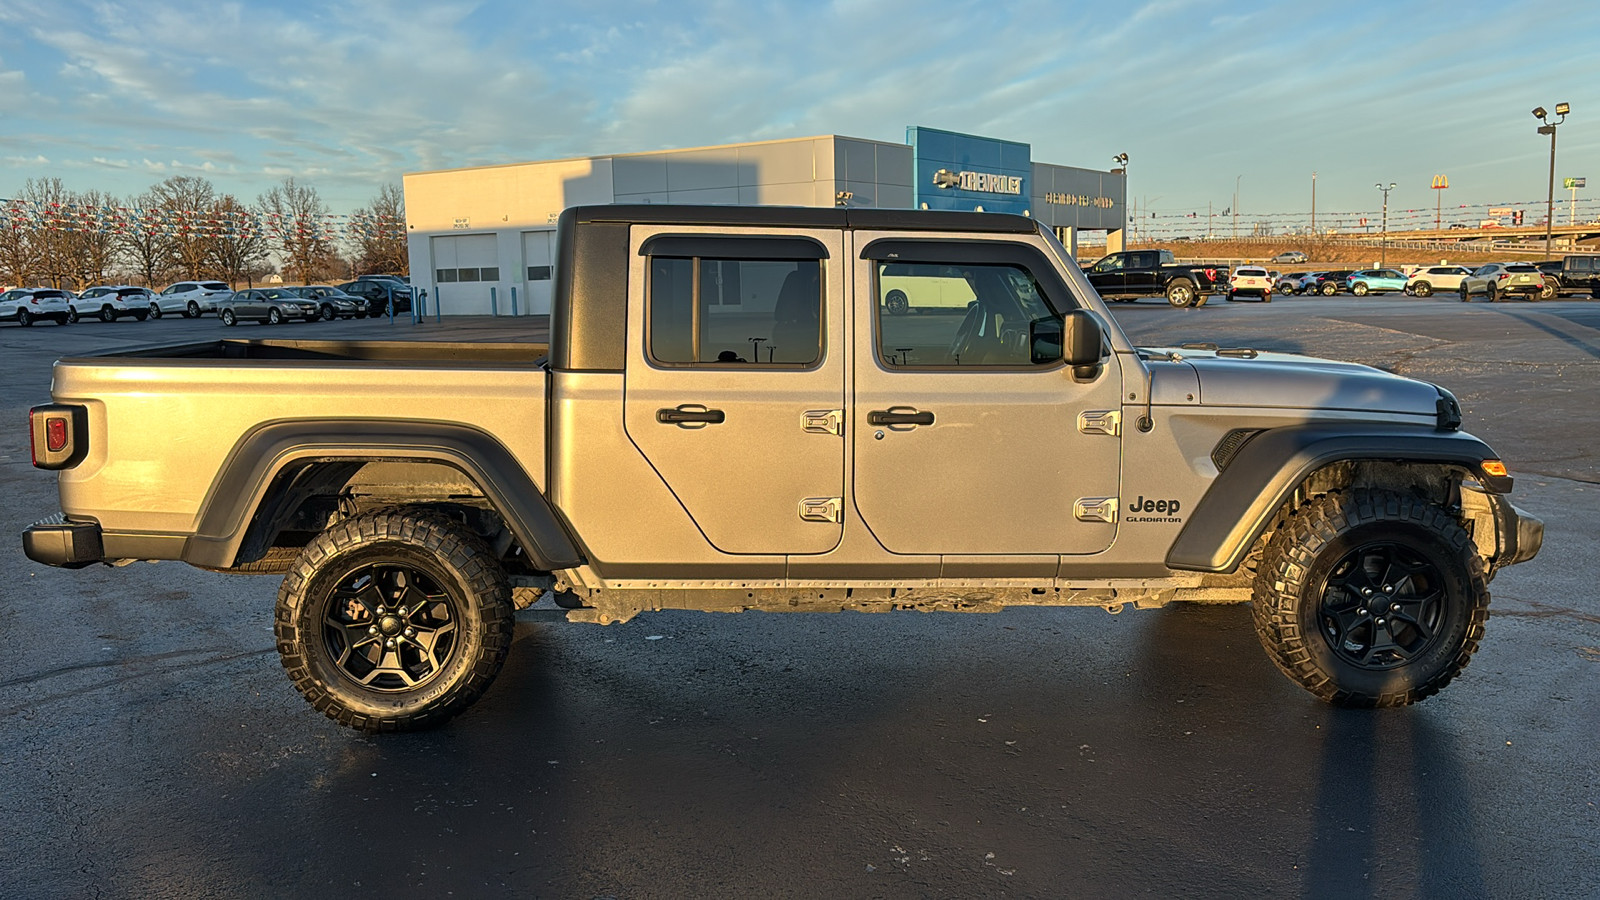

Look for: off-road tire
[1166,279,1196,308]
[1251,489,1490,708]
[275,510,513,732]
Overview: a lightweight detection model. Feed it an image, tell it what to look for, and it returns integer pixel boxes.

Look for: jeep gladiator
[24,205,1543,731]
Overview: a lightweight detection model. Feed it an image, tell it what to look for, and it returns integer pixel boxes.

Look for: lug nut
[369,626,378,635]
[1362,588,1373,596]
[405,628,414,637]
[1375,618,1386,627]
[1358,608,1368,616]
[1382,585,1392,592]
[386,638,396,648]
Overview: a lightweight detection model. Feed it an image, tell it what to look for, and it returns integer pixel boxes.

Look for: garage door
[432,234,500,315]
[522,231,554,315]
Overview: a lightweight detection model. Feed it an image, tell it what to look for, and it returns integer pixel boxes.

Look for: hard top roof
[562,204,1042,235]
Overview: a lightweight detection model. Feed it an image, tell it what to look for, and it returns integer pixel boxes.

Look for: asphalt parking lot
[2,295,1596,899]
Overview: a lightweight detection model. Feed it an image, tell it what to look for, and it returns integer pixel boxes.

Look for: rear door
[622,226,847,555]
[852,233,1124,556]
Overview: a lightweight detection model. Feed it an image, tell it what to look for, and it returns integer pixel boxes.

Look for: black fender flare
[1165,424,1510,573]
[183,419,585,571]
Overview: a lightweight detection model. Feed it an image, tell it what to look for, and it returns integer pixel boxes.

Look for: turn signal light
[1481,459,1509,477]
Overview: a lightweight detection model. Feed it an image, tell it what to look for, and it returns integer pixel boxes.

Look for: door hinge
[801,409,844,436]
[1074,497,1118,523]
[1078,410,1121,436]
[798,497,844,523]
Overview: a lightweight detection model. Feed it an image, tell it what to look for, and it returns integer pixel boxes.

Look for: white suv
[1227,266,1274,302]
[156,281,233,318]
[1,288,73,326]
[75,286,154,323]
[1405,265,1473,297]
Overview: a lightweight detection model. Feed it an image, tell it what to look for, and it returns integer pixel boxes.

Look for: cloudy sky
[2,0,1597,223]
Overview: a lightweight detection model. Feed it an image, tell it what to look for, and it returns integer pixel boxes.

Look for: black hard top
[564,204,1042,235]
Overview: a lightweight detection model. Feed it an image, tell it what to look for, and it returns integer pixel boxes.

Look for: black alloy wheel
[1316,541,1447,670]
[312,562,460,693]
[1486,283,1498,302]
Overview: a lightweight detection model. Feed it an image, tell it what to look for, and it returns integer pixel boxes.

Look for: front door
[1084,252,1127,297]
[852,234,1124,555]
[622,227,847,555]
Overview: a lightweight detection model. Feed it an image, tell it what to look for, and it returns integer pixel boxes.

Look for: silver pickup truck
[24,205,1543,731]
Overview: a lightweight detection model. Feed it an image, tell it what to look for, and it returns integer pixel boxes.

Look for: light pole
[1533,103,1569,259]
[1375,182,1395,267]
[1111,153,1128,248]
[1233,174,1241,239]
[1310,171,1316,236]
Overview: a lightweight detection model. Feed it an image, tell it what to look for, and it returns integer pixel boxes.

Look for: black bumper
[22,515,103,568]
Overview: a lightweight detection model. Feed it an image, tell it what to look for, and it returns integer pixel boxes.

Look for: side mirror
[1030,310,1104,377]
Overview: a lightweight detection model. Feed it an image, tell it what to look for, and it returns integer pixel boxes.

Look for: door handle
[657,405,725,426]
[867,409,934,427]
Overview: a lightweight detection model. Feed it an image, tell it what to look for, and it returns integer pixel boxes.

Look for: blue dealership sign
[908,126,1031,216]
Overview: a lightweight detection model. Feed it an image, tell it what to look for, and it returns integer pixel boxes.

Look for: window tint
[876,262,1056,367]
[1506,265,1538,272]
[649,257,821,366]
[1090,254,1124,273]
[201,282,227,291]
[1573,258,1593,272]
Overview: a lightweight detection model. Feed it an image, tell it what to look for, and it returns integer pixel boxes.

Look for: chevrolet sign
[932,168,1023,195]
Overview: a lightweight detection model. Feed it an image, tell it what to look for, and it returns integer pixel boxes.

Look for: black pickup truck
[1537,256,1600,299]
[1083,249,1229,308]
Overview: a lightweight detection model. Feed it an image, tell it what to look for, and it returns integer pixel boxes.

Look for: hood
[1146,347,1442,416]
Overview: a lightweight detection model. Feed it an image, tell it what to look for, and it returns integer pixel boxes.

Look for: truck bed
[75,338,548,365]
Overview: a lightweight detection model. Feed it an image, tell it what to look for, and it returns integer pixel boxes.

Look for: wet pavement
[1,297,1595,898]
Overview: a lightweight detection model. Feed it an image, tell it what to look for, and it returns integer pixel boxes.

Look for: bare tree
[19,178,75,288]
[208,195,269,288]
[348,183,408,276]
[156,176,219,280]
[0,198,37,288]
[121,186,178,288]
[257,178,334,284]
[65,188,120,288]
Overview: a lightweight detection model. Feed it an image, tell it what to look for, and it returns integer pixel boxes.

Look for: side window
[648,256,822,366]
[1091,254,1124,274]
[1159,250,1176,265]
[875,261,1057,367]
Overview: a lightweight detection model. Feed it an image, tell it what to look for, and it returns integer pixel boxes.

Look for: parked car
[1346,269,1408,296]
[338,279,414,317]
[0,287,73,326]
[1271,250,1308,264]
[357,273,410,286]
[287,285,366,320]
[1548,255,1600,299]
[1313,270,1357,295]
[1459,264,1545,302]
[1082,249,1229,308]
[1405,266,1473,297]
[1274,271,1311,294]
[156,280,233,318]
[75,286,153,322]
[1227,266,1273,301]
[218,288,323,325]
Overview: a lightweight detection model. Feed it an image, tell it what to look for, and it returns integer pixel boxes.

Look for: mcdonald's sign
[1431,175,1450,189]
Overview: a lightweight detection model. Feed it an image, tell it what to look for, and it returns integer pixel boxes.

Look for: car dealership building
[402,126,1127,316]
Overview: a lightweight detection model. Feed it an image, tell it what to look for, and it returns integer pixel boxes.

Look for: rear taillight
[1498,273,1510,280]
[30,404,88,470]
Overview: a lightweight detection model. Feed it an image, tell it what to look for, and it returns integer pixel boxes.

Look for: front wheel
[267,307,283,325]
[322,304,336,321]
[1252,489,1489,707]
[1486,283,1498,302]
[1459,285,1470,302]
[220,308,237,326]
[150,304,163,319]
[1165,279,1196,308]
[66,307,79,324]
[1538,281,1556,301]
[16,308,31,327]
[275,510,514,732]
[1352,282,1369,296]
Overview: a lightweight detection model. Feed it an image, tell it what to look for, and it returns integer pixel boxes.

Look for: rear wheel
[220,308,237,326]
[1413,281,1433,297]
[132,310,148,321]
[1252,489,1489,707]
[274,510,514,732]
[186,300,201,318]
[1263,290,1272,303]
[100,306,117,323]
[1166,279,1196,308]
[149,304,163,319]
[1321,282,1338,296]
[885,290,909,315]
